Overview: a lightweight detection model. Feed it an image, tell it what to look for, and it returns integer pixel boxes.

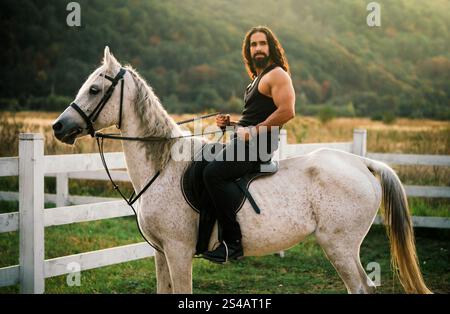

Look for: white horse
[53,47,431,294]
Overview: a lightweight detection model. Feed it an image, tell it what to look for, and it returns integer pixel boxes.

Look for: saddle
[180,143,278,255]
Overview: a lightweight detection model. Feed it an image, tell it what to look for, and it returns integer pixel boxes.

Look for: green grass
[408,198,450,217]
[0,165,448,294]
[0,214,449,294]
[0,183,447,294]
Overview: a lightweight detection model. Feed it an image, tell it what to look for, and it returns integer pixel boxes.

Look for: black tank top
[237,63,279,156]
[238,63,278,127]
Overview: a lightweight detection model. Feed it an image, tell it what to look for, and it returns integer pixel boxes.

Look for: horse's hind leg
[315,231,374,294]
[155,251,173,293]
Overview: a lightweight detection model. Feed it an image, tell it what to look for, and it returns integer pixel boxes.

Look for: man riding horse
[201,26,296,263]
[52,29,431,294]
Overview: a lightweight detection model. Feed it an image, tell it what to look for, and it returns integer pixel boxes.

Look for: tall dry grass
[0,112,448,216]
[0,111,121,156]
[282,117,450,198]
[283,117,450,155]
[1,111,449,156]
[2,111,448,188]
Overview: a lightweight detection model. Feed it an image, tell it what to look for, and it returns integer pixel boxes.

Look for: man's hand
[216,114,230,129]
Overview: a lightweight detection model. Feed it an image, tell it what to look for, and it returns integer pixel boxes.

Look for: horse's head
[53,47,130,144]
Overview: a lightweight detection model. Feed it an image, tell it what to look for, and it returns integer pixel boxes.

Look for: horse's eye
[89,86,100,95]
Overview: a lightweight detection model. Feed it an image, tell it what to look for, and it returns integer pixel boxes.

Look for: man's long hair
[242,26,290,79]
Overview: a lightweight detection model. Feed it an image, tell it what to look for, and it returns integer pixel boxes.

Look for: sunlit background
[1,0,449,118]
[0,0,448,294]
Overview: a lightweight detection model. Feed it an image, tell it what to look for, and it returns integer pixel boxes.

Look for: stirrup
[201,240,243,264]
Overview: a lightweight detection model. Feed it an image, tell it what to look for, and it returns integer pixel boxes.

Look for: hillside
[0,0,449,119]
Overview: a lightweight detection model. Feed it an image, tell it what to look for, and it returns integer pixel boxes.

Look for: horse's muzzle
[52,117,83,145]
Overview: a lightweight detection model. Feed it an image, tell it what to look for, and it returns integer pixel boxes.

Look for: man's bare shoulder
[259,66,293,97]
[266,66,291,85]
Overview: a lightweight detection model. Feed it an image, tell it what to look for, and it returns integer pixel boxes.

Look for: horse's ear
[103,46,120,68]
[104,46,111,62]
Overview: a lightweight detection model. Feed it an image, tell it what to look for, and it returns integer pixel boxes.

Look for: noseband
[71,68,126,137]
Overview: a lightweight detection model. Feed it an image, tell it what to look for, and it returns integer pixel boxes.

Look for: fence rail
[43,152,126,174]
[44,242,154,278]
[0,157,18,177]
[366,153,450,166]
[0,129,449,293]
[0,243,154,287]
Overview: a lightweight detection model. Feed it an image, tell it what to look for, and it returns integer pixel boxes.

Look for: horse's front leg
[155,251,173,293]
[164,240,195,293]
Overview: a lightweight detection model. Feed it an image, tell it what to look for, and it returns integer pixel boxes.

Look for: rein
[71,67,226,253]
[95,115,225,211]
[95,114,224,254]
[94,128,224,141]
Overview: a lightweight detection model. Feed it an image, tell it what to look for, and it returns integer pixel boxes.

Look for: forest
[0,0,449,120]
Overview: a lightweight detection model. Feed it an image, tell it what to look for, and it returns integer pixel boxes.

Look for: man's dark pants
[202,135,273,242]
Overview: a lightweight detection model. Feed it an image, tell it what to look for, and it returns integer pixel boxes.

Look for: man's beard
[252,53,270,69]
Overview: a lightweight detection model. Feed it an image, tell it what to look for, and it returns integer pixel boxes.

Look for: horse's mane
[124,65,182,171]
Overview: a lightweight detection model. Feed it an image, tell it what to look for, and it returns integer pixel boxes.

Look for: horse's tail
[363,157,432,294]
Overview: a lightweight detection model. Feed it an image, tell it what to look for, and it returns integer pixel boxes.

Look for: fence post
[353,129,367,157]
[56,173,69,207]
[278,129,288,160]
[19,133,45,294]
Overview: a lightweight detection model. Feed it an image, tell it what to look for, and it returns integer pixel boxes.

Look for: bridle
[69,67,225,253]
[70,67,224,141]
[70,68,127,137]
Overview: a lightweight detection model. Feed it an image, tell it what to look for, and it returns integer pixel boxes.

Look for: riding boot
[196,191,217,255]
[201,239,243,264]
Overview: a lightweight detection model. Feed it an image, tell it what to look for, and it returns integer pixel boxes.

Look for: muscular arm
[255,68,295,133]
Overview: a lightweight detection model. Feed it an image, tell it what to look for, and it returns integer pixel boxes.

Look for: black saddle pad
[180,143,277,254]
[181,160,271,214]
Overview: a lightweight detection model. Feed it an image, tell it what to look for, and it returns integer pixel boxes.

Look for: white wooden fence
[0,129,449,293]
[0,134,154,293]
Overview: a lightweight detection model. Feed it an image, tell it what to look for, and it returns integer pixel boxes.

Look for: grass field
[0,216,448,294]
[0,112,449,293]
